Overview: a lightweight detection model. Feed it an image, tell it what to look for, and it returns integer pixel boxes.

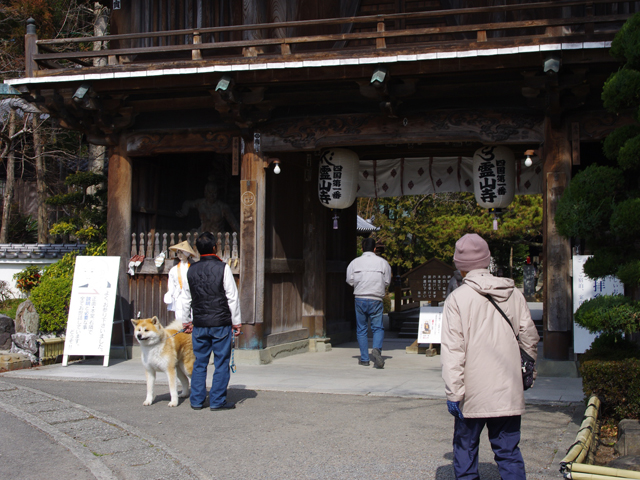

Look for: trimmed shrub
[581,333,640,362]
[574,294,640,335]
[29,276,73,333]
[29,240,107,333]
[581,358,640,422]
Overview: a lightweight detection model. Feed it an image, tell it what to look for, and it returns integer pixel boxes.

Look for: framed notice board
[63,256,120,366]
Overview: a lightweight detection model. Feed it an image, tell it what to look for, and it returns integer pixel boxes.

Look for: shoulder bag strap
[481,292,520,342]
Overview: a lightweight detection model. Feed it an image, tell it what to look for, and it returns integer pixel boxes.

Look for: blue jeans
[355,298,384,362]
[191,325,232,408]
[453,415,525,480]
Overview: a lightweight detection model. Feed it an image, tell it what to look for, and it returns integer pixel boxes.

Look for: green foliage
[554,161,640,284]
[609,11,640,69]
[29,276,72,333]
[602,124,640,161]
[617,260,640,287]
[610,198,640,240]
[617,133,640,170]
[581,359,640,422]
[581,333,640,362]
[0,298,23,319]
[574,295,640,335]
[28,240,106,333]
[13,265,41,294]
[361,193,542,274]
[46,171,107,244]
[383,294,391,314]
[602,68,640,112]
[555,165,625,240]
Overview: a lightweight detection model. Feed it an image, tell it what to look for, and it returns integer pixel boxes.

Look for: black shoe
[370,348,385,369]
[358,360,370,366]
[210,402,236,411]
[191,404,204,410]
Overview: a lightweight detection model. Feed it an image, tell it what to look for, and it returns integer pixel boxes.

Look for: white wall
[0,259,58,299]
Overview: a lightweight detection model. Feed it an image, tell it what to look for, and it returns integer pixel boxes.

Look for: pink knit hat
[453,234,491,272]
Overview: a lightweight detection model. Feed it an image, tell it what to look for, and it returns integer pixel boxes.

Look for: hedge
[581,358,640,422]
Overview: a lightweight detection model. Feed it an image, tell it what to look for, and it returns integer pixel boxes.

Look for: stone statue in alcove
[176,180,239,235]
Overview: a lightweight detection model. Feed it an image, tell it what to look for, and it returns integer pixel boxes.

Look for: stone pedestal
[0,353,31,371]
[616,419,640,456]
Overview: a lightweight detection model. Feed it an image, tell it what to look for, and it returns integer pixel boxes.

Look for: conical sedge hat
[169,240,196,258]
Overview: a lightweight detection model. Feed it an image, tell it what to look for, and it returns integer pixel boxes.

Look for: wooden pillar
[33,115,47,243]
[302,154,327,338]
[237,134,266,349]
[107,136,132,310]
[542,119,573,360]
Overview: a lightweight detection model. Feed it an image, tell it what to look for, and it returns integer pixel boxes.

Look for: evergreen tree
[555,12,640,293]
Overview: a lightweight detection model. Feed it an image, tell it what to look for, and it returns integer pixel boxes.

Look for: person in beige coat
[441,234,539,480]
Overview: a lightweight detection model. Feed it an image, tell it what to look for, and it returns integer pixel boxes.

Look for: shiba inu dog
[131,317,195,407]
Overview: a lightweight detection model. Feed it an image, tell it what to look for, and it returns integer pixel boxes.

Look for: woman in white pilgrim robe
[164,241,197,323]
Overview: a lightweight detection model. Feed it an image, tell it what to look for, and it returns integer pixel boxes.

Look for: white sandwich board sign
[63,256,120,367]
[418,306,443,344]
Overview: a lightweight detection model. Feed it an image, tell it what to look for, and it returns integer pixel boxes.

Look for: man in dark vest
[182,231,242,410]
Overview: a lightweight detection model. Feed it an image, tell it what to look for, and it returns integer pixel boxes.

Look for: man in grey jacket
[441,233,539,480]
[346,237,392,368]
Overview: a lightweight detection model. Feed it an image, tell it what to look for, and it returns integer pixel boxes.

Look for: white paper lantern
[318,148,359,209]
[473,146,516,210]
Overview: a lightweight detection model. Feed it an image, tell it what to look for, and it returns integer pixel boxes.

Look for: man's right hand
[232,324,242,336]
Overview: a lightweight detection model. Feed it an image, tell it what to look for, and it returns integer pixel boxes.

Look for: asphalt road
[0,377,582,480]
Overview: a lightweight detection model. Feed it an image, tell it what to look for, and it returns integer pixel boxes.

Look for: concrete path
[0,336,585,480]
[1,337,584,404]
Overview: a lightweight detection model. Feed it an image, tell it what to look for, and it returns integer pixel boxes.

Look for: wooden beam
[542,119,572,361]
[126,131,236,156]
[259,111,544,152]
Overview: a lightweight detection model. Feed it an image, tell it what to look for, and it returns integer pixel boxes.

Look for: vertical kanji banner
[63,256,120,358]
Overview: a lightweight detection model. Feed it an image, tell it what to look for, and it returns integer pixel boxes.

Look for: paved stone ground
[0,377,582,480]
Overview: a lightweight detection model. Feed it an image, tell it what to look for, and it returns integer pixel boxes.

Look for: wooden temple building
[6,0,638,362]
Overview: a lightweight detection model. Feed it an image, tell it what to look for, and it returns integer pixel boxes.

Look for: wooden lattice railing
[24,0,637,76]
[129,231,239,275]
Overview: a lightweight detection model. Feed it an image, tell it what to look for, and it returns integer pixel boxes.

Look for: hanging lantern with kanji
[473,145,516,229]
[318,148,359,210]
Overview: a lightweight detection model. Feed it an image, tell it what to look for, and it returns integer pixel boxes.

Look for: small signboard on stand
[418,307,443,344]
[62,256,121,367]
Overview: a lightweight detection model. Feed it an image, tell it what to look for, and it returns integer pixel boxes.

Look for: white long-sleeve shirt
[181,262,241,326]
[163,262,191,322]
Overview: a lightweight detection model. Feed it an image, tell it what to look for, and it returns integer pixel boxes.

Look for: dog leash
[230,333,237,373]
[169,328,185,338]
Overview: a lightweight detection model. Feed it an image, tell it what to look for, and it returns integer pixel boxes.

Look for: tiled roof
[357,216,379,233]
[0,243,86,259]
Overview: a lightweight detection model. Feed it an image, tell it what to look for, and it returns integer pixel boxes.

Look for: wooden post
[237,134,266,349]
[192,32,202,61]
[33,115,47,243]
[0,110,16,243]
[542,119,573,360]
[376,22,386,49]
[302,154,327,338]
[25,18,38,78]
[107,136,132,316]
